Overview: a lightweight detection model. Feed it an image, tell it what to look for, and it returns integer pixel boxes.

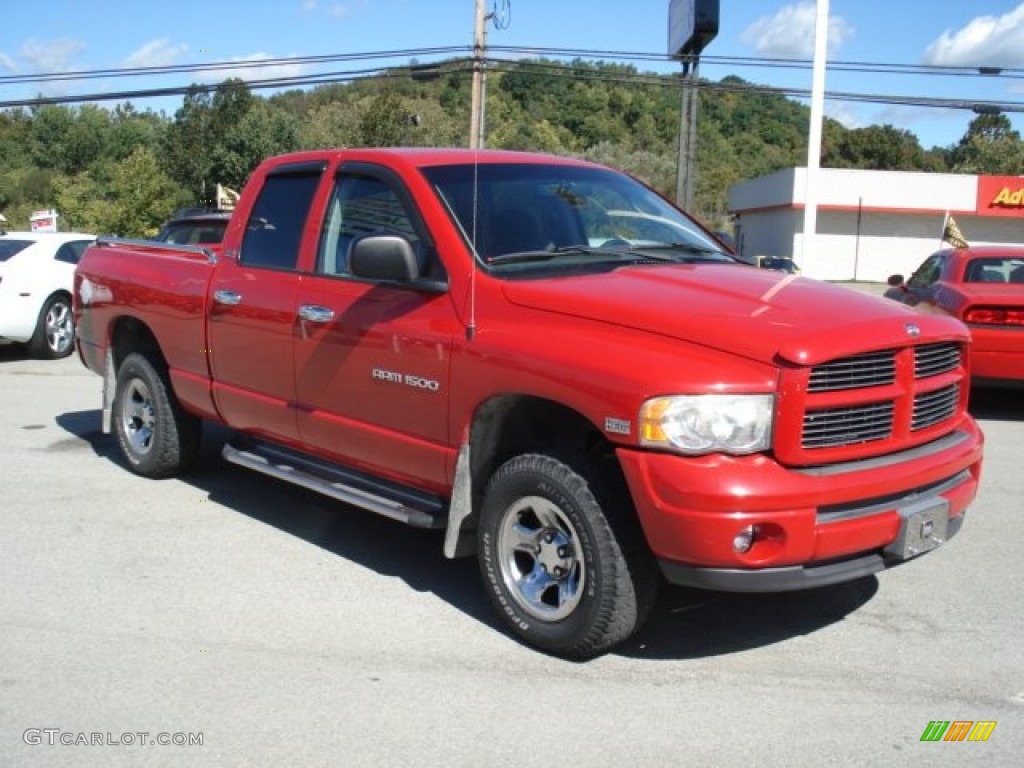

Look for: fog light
[733,525,756,553]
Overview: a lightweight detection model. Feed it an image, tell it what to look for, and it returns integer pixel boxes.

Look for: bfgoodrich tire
[27,293,75,359]
[112,353,201,478]
[478,453,657,658]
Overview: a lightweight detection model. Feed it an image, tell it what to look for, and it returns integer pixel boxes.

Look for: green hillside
[1,57,1019,236]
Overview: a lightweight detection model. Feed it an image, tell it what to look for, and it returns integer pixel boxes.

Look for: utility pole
[469,0,488,149]
[674,59,691,208]
[800,0,829,270]
[674,56,700,210]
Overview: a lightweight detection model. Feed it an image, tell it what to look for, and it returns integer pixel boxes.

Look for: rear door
[208,161,325,442]
[292,164,457,490]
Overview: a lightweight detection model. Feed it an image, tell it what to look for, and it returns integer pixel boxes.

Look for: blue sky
[3,1,1024,150]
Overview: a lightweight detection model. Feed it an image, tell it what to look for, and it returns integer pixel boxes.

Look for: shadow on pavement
[0,344,30,363]
[968,386,1024,421]
[57,408,880,662]
[619,577,877,660]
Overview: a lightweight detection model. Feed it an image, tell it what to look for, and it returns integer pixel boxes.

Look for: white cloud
[194,53,310,84]
[741,2,854,59]
[17,37,87,72]
[924,4,1024,68]
[0,52,17,73]
[302,0,318,10]
[122,38,188,69]
[825,101,863,130]
[331,1,364,20]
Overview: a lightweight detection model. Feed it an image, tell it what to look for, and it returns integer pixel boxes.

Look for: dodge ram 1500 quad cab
[74,149,984,657]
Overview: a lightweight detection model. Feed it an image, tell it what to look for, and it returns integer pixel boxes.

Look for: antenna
[431,165,480,341]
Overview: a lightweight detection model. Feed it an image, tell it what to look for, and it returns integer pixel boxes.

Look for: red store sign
[977,175,1024,217]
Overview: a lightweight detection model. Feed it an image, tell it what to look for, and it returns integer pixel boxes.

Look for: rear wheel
[478,453,657,658]
[27,294,74,359]
[112,353,200,478]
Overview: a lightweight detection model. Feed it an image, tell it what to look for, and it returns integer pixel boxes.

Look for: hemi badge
[604,417,632,436]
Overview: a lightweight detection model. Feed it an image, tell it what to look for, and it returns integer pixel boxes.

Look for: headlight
[639,394,774,455]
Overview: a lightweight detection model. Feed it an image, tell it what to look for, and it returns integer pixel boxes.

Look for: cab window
[317,172,442,281]
[240,170,322,270]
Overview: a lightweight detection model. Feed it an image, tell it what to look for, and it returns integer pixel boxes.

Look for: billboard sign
[668,0,719,57]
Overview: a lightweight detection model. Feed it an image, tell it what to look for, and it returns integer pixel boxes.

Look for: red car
[893,247,1024,386]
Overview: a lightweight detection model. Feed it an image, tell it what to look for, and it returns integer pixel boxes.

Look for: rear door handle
[213,289,242,306]
[297,305,335,323]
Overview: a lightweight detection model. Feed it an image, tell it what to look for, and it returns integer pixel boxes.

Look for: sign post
[668,0,719,210]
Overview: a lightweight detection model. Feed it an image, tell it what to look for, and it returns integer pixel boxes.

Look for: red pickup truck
[74,149,984,658]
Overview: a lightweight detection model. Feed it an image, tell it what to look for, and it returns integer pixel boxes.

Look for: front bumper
[617,419,983,592]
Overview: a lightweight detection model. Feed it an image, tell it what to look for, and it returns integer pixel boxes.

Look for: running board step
[222,439,447,529]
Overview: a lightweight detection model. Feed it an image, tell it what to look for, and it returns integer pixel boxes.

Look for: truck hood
[501,264,969,366]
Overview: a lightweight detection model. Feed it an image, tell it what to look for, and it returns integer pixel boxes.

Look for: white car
[0,231,96,358]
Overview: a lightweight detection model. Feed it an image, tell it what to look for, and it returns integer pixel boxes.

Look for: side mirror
[349,233,421,282]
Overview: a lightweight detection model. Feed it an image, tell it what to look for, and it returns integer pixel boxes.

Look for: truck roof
[260,147,599,170]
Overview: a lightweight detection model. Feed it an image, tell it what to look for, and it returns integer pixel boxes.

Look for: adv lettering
[991,186,1024,207]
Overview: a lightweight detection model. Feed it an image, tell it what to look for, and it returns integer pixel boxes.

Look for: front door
[292,167,457,490]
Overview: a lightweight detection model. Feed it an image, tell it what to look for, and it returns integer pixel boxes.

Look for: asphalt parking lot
[1,336,1022,768]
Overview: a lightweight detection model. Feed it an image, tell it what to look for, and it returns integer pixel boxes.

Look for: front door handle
[213,289,242,306]
[297,305,335,323]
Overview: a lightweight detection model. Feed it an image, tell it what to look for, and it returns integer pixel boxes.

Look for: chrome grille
[913,383,960,431]
[808,350,896,392]
[915,343,961,379]
[802,402,894,449]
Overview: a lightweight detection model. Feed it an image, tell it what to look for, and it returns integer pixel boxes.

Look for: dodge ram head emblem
[905,323,921,338]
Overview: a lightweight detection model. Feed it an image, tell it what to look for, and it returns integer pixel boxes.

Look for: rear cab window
[240,164,324,270]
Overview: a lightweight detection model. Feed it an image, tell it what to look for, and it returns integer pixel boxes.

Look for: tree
[160,86,213,200]
[160,79,257,203]
[359,92,413,147]
[824,124,929,171]
[298,100,364,149]
[950,113,1024,174]
[107,147,182,236]
[55,148,181,236]
[209,101,298,188]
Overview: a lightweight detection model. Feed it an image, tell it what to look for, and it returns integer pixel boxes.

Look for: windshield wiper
[637,242,720,255]
[633,243,736,262]
[487,244,632,266]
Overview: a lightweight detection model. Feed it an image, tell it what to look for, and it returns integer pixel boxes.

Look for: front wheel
[112,353,200,478]
[27,294,75,359]
[478,453,657,658]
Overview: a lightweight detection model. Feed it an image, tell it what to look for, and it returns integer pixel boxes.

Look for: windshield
[421,162,734,274]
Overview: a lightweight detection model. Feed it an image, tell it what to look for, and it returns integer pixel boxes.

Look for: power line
[4,44,1023,90]
[2,46,1021,117]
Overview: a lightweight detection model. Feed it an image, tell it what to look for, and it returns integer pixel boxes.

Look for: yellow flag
[943,215,969,249]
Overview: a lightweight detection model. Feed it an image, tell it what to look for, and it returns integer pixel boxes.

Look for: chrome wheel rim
[497,495,584,622]
[45,301,73,355]
[120,378,156,455]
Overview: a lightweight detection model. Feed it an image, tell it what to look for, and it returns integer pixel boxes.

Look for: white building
[727,168,1024,281]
